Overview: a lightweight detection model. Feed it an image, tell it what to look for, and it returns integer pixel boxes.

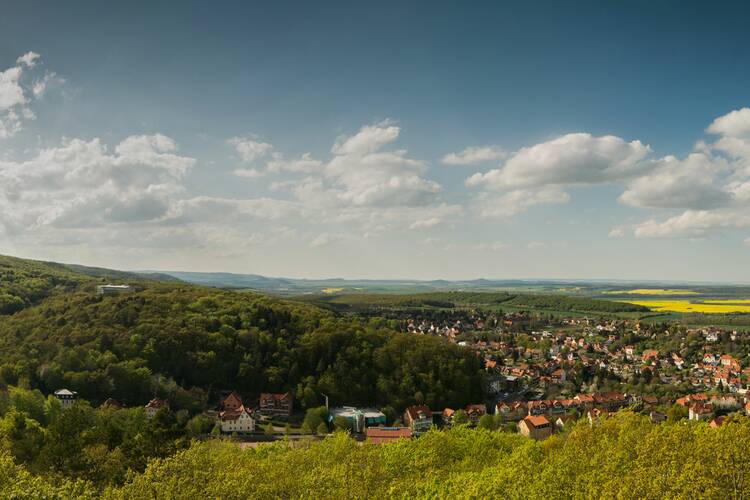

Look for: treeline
[305,291,647,314]
[502,294,649,313]
[3,413,750,498]
[0,283,483,413]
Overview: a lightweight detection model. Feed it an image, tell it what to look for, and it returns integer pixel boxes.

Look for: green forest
[0,280,483,414]
[3,413,750,498]
[303,290,650,314]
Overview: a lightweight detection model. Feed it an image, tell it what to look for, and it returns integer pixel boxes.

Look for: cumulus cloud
[264,122,447,225]
[473,187,570,218]
[633,210,750,239]
[266,152,322,174]
[619,153,730,210]
[0,134,195,230]
[624,107,750,242]
[0,52,51,138]
[464,133,649,218]
[441,145,506,165]
[324,122,441,207]
[466,133,650,191]
[707,107,750,139]
[16,52,40,67]
[227,136,274,163]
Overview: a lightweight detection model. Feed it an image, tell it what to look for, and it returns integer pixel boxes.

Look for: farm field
[603,288,698,296]
[628,299,750,313]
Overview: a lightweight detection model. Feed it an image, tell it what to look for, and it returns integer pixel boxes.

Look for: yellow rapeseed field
[604,288,698,295]
[629,299,750,313]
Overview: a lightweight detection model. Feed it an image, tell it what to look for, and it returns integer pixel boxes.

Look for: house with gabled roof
[145,398,169,419]
[259,392,293,418]
[403,405,432,435]
[220,405,256,433]
[519,415,553,440]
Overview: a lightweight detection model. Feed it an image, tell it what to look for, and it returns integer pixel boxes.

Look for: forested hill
[0,256,483,414]
[0,255,172,315]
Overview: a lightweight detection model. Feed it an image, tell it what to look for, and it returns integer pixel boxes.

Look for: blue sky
[2,1,750,280]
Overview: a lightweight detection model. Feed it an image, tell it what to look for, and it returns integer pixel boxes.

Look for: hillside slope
[0,255,171,315]
[0,256,483,413]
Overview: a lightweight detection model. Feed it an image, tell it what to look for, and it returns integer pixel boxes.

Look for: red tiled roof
[260,392,291,401]
[366,427,412,443]
[220,405,253,421]
[523,415,551,428]
[404,405,431,421]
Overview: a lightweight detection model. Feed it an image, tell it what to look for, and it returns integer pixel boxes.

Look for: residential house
[221,391,244,411]
[258,392,294,418]
[650,411,667,424]
[442,408,456,426]
[519,415,553,440]
[496,401,527,422]
[54,389,77,409]
[366,427,412,444]
[403,405,432,435]
[465,404,486,426]
[220,405,256,433]
[145,398,169,419]
[689,402,713,421]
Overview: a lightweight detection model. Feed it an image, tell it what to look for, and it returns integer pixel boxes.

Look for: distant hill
[157,270,750,298]
[0,254,178,315]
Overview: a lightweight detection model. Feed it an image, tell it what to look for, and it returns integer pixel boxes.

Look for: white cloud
[309,232,347,248]
[331,122,400,156]
[324,123,441,207]
[233,168,264,178]
[409,217,444,229]
[266,152,322,174]
[227,136,274,163]
[165,196,301,224]
[0,52,54,139]
[619,153,730,209]
[0,134,195,230]
[441,145,506,165]
[608,227,625,238]
[16,52,40,68]
[633,210,750,239]
[473,187,570,218]
[707,107,750,139]
[466,133,650,191]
